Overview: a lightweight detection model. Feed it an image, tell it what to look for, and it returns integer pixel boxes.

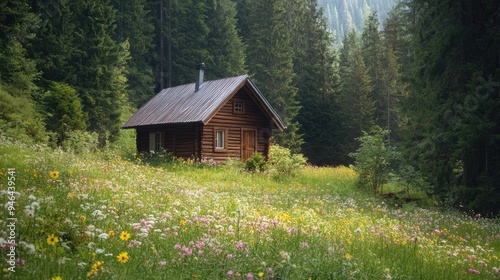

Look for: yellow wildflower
[51,276,62,280]
[87,261,104,277]
[47,234,59,246]
[117,252,129,264]
[49,171,60,180]
[119,231,130,241]
[345,253,353,260]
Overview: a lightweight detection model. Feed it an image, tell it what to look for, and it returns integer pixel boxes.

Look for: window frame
[213,128,228,152]
[149,131,163,152]
[233,100,245,114]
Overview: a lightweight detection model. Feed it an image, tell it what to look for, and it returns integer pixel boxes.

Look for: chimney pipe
[195,63,205,92]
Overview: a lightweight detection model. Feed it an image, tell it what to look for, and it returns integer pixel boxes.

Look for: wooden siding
[202,88,271,162]
[136,124,201,160]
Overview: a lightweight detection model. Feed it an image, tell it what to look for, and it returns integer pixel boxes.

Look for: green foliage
[245,152,267,172]
[337,30,376,162]
[268,144,307,179]
[390,164,431,197]
[61,130,99,154]
[362,12,406,142]
[0,84,46,142]
[245,0,302,151]
[349,126,398,193]
[399,0,500,214]
[0,0,39,92]
[206,0,246,79]
[43,82,86,144]
[294,0,341,165]
[112,0,155,108]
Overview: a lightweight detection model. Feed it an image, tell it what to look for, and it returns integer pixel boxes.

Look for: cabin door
[242,129,256,162]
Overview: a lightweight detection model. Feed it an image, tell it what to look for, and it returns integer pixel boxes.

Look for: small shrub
[268,145,307,178]
[62,130,99,154]
[245,152,268,172]
[349,126,399,194]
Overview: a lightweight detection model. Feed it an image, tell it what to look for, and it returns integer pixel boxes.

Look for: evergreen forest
[1,0,499,215]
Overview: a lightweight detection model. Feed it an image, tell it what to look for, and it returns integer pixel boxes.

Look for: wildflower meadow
[0,136,499,279]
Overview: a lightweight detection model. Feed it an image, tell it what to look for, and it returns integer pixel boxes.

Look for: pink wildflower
[468,268,480,275]
[246,273,254,280]
[227,270,234,277]
[196,240,205,249]
[181,246,193,256]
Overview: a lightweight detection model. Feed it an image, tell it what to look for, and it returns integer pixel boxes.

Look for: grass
[0,136,499,279]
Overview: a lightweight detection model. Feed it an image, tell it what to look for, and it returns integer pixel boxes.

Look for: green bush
[268,144,307,178]
[43,82,87,144]
[0,84,47,143]
[245,152,268,172]
[349,126,399,194]
[61,130,99,154]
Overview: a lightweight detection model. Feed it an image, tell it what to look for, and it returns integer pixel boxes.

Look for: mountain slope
[318,0,396,44]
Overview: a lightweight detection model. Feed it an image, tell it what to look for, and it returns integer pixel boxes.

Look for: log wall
[202,88,271,162]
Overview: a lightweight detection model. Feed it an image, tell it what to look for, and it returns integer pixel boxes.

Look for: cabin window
[214,128,228,151]
[233,101,245,114]
[215,130,225,149]
[149,132,163,152]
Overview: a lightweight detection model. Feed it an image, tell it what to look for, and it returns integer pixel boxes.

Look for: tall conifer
[246,0,302,152]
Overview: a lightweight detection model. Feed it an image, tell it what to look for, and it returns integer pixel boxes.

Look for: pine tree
[294,0,340,165]
[338,30,375,162]
[159,0,210,87]
[29,0,79,84]
[362,12,406,142]
[206,0,246,79]
[0,0,46,141]
[403,0,500,214]
[245,0,302,152]
[112,0,155,108]
[70,0,130,144]
[0,0,39,94]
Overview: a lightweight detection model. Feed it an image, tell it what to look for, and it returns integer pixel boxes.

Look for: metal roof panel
[122,74,286,131]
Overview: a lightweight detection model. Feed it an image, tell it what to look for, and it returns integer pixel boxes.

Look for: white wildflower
[98,233,108,240]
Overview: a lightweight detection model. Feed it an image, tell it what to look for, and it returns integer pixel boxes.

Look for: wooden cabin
[122,64,286,163]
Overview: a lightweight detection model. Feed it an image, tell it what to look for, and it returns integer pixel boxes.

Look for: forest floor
[1,136,499,279]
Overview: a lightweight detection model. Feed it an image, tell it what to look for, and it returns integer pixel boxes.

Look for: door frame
[241,128,257,161]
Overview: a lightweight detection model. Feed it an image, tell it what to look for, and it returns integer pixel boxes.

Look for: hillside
[1,137,499,279]
[318,0,396,43]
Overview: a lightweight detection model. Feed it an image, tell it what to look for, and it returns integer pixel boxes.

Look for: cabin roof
[122,74,286,131]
